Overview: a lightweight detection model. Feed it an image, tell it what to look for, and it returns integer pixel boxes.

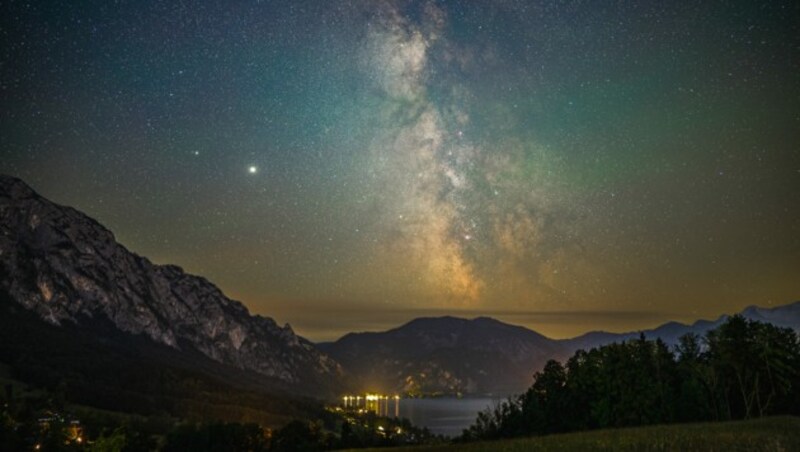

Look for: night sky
[2,1,799,341]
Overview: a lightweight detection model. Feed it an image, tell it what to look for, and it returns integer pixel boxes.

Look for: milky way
[1,1,798,340]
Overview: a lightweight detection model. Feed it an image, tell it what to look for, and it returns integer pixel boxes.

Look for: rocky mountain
[0,175,342,397]
[0,291,324,425]
[322,302,800,396]
[318,316,570,396]
[4,174,796,403]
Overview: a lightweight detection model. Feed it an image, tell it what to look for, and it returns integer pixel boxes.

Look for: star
[0,0,796,342]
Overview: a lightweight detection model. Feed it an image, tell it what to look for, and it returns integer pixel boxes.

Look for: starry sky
[2,1,799,341]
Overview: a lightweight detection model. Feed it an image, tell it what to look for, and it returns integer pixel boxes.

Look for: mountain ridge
[321,301,800,396]
[0,174,342,396]
[563,301,800,350]
[318,315,570,396]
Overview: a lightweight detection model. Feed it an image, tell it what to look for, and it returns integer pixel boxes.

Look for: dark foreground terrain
[358,416,800,452]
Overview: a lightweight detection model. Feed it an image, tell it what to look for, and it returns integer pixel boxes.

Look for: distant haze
[258,300,751,343]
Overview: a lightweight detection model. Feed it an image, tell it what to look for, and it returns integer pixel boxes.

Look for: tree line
[461,315,800,441]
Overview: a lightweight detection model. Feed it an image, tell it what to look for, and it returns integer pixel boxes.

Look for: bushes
[163,422,269,452]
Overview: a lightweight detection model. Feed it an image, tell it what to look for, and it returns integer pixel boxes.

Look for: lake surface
[397,398,500,437]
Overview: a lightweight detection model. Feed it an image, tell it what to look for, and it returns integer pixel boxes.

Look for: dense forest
[461,315,800,441]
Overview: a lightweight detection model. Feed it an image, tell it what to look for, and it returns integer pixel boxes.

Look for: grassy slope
[359,417,800,452]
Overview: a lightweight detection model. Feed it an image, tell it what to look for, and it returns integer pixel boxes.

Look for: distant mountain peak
[322,313,568,395]
[405,315,467,325]
[1,175,30,196]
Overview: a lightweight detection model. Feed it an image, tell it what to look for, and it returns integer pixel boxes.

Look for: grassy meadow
[357,416,800,451]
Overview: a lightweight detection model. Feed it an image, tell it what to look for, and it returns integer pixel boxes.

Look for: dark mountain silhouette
[318,316,570,396]
[565,302,800,351]
[322,302,800,395]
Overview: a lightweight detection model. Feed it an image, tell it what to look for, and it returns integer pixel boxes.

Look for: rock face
[0,175,341,393]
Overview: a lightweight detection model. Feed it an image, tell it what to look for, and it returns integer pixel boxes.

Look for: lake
[397,398,500,437]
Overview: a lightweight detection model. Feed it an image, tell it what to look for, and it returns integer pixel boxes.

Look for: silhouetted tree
[461,317,800,442]
[269,420,321,452]
[706,316,799,420]
[527,360,569,433]
[674,332,713,422]
[163,421,268,452]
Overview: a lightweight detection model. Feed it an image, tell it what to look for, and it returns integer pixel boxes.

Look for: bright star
[248,166,258,174]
